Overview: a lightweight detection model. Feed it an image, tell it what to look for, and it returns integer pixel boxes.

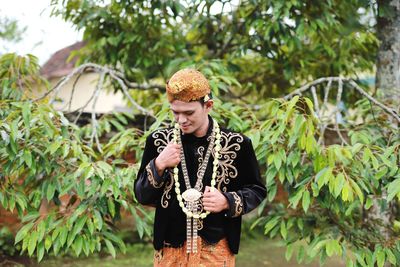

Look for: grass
[11,235,344,267]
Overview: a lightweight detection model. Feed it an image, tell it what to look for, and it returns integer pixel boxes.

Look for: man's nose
[178,115,187,124]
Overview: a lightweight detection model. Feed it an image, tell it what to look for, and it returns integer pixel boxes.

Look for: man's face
[170,99,213,136]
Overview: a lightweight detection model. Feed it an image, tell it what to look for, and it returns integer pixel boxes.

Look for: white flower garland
[172,119,221,219]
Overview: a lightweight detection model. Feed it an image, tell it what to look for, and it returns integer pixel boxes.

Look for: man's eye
[186,112,194,115]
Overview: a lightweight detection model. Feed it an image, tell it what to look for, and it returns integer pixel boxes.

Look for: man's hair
[198,93,213,106]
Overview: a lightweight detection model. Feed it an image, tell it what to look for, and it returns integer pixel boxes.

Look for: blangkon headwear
[166,69,211,102]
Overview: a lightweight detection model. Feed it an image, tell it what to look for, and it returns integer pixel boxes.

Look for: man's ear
[205,100,214,111]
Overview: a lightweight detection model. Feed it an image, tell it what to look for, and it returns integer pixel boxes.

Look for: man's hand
[203,186,229,213]
[155,143,181,176]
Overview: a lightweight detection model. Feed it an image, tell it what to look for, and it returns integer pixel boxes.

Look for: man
[135,69,266,266]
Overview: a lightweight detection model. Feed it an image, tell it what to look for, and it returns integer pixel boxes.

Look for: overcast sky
[1,0,82,64]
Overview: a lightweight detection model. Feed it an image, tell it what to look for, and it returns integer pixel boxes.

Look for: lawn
[5,235,344,266]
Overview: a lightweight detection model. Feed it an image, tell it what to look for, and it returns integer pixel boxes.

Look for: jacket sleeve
[222,137,266,218]
[134,134,170,206]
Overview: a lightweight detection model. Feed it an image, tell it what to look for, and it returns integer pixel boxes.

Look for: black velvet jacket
[134,118,266,254]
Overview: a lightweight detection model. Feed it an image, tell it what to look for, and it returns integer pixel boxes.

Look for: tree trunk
[376,0,400,110]
[374,3,399,266]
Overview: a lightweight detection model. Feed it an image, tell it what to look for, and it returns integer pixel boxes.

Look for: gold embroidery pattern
[196,145,206,190]
[146,163,164,188]
[212,131,244,192]
[161,172,174,208]
[196,218,204,230]
[230,192,243,217]
[154,250,163,262]
[152,128,174,207]
[152,128,174,153]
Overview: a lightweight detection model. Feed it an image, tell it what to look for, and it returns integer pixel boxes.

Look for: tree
[1,0,400,265]
[375,0,400,106]
[0,15,26,53]
[1,53,399,266]
[51,0,378,99]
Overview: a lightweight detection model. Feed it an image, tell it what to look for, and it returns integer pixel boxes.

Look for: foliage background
[0,1,399,266]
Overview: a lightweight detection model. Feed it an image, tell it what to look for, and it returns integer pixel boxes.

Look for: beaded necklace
[172,118,221,253]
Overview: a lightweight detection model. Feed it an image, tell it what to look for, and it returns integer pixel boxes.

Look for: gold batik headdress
[166,69,211,102]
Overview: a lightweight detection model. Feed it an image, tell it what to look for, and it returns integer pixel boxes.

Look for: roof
[40,41,86,79]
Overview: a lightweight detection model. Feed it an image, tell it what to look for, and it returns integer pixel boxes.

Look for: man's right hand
[154,143,181,176]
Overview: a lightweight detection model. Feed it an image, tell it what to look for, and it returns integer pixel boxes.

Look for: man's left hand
[203,186,229,213]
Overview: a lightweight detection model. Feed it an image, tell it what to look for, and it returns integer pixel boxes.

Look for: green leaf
[334,173,345,198]
[376,249,385,267]
[28,231,38,256]
[103,231,126,253]
[37,241,45,262]
[297,245,305,263]
[10,119,19,141]
[101,178,112,194]
[108,198,115,218]
[326,240,334,257]
[273,153,282,170]
[23,150,32,167]
[48,141,61,155]
[285,243,294,261]
[22,102,31,129]
[349,179,364,203]
[304,98,314,112]
[46,184,56,201]
[264,217,280,235]
[97,161,113,174]
[341,181,352,202]
[104,239,116,258]
[45,235,52,252]
[37,220,46,242]
[302,190,311,212]
[51,227,61,242]
[385,248,396,265]
[73,235,83,256]
[387,179,400,201]
[346,258,354,267]
[280,220,287,240]
[289,189,304,208]
[15,222,34,244]
[93,210,103,230]
[59,226,68,247]
[73,216,87,236]
[315,167,330,189]
[364,197,373,210]
[87,218,95,235]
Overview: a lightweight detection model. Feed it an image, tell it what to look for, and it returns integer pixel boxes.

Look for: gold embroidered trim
[152,128,174,153]
[154,250,163,262]
[161,172,173,208]
[152,129,174,207]
[213,131,244,192]
[146,163,163,188]
[230,192,243,218]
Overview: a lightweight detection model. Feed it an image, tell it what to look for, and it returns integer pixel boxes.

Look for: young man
[135,69,266,266]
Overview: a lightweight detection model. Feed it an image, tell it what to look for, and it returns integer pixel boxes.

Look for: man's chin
[180,126,193,134]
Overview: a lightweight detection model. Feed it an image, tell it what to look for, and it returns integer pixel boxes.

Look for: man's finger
[202,193,214,199]
[203,205,214,212]
[202,199,213,205]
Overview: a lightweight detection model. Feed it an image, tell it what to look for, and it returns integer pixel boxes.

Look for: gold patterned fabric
[166,69,210,102]
[146,162,164,188]
[230,192,243,218]
[153,238,235,267]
